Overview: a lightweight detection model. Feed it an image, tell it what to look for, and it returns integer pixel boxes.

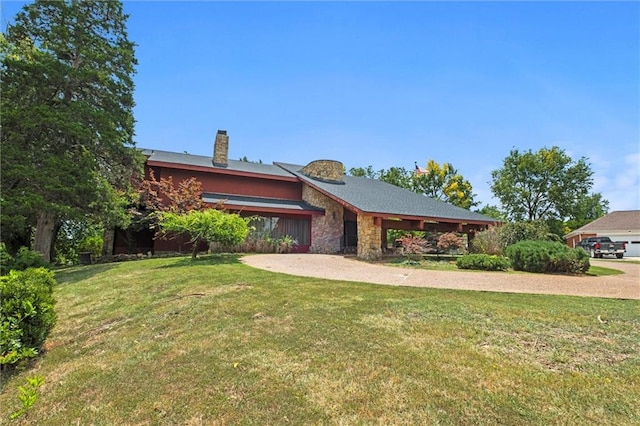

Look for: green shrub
[471,222,556,257]
[471,227,503,256]
[506,240,590,274]
[499,221,551,248]
[79,235,103,258]
[1,245,50,275]
[1,268,57,369]
[456,254,511,271]
[0,243,14,275]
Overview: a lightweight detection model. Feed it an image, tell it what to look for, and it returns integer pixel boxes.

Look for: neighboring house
[115,130,499,259]
[565,210,640,257]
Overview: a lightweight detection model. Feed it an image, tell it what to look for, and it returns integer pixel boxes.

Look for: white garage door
[611,236,640,257]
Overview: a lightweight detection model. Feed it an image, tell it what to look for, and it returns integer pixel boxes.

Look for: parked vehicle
[577,237,626,259]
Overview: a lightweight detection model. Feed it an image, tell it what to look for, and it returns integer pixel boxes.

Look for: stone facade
[302,185,344,253]
[301,160,344,183]
[357,215,382,260]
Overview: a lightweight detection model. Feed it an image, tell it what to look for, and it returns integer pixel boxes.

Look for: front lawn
[1,255,638,424]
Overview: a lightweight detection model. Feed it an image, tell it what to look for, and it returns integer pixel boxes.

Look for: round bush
[506,240,590,274]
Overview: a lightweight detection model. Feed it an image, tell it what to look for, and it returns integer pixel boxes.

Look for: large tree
[412,160,476,209]
[490,147,606,222]
[1,1,139,261]
[565,193,609,232]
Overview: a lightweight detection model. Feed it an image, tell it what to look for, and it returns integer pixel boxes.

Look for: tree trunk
[50,222,62,262]
[191,242,198,259]
[34,211,58,263]
[102,227,115,257]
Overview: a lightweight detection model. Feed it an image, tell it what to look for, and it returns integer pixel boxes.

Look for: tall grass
[1,255,638,425]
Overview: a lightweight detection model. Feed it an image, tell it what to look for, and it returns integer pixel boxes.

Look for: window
[248,216,310,245]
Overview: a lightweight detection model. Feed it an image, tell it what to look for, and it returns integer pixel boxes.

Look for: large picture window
[249,216,310,246]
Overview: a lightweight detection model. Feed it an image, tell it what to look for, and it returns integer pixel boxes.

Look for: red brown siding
[153,167,302,200]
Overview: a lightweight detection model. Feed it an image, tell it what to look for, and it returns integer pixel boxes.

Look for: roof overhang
[300,178,499,226]
[147,160,300,183]
[202,192,324,216]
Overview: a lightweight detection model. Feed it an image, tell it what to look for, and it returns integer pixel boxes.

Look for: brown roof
[566,210,640,238]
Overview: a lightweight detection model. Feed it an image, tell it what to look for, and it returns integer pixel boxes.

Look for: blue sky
[3,1,639,212]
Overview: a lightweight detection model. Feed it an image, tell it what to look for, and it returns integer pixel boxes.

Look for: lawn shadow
[54,263,117,286]
[0,356,40,392]
[155,253,243,269]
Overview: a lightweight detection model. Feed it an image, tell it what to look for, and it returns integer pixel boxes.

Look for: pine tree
[1,1,140,261]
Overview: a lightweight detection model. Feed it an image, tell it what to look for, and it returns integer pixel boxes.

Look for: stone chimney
[213,130,229,167]
[301,160,345,184]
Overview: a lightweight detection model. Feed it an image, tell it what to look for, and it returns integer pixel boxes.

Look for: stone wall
[302,185,344,253]
[357,215,382,260]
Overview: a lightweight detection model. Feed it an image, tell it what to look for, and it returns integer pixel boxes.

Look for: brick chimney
[213,130,229,167]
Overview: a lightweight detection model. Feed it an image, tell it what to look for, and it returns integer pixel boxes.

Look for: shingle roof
[141,148,498,224]
[565,210,640,237]
[141,149,295,178]
[202,192,324,214]
[276,163,498,224]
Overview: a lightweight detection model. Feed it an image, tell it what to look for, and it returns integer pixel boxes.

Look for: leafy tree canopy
[138,170,204,215]
[157,210,250,259]
[412,160,476,209]
[475,205,507,221]
[132,170,204,234]
[490,147,607,222]
[565,193,610,232]
[348,161,476,209]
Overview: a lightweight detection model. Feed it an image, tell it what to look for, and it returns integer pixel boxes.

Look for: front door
[343,220,357,253]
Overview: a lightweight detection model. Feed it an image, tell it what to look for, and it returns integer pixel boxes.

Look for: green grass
[384,255,461,271]
[586,265,625,276]
[1,254,638,425]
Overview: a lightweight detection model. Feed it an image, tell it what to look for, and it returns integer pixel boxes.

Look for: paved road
[241,254,640,300]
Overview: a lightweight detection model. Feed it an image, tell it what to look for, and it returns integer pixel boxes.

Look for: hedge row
[456,254,511,271]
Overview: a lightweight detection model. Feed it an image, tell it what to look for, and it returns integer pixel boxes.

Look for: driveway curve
[241,254,640,300]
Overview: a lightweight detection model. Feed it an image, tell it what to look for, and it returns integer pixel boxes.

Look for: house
[115,130,499,259]
[565,210,640,257]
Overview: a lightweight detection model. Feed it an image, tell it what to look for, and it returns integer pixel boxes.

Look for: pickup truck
[577,237,626,259]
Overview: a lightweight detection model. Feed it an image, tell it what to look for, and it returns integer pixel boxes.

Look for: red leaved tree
[437,232,464,254]
[138,169,203,213]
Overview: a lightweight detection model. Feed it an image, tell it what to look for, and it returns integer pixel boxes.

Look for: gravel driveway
[241,254,640,300]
